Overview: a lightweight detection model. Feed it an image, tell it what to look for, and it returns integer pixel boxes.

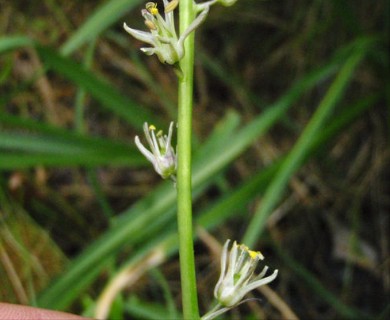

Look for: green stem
[177,0,199,319]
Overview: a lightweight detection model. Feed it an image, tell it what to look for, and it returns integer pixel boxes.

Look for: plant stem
[177,0,199,319]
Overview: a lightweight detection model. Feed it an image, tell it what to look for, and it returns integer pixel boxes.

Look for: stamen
[146,2,159,15]
[165,0,179,13]
[145,20,157,30]
[149,124,156,131]
[248,250,263,260]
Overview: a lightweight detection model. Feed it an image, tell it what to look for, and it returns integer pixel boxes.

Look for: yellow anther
[145,20,157,30]
[248,250,259,259]
[156,130,163,137]
[146,2,159,15]
[239,243,264,260]
[165,0,179,13]
[149,124,156,131]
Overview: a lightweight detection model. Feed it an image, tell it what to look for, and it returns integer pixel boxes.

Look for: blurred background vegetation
[0,0,388,319]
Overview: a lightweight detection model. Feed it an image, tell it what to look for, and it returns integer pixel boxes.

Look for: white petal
[141,47,157,56]
[239,269,279,295]
[123,23,155,45]
[150,128,161,157]
[256,266,269,279]
[214,239,230,297]
[165,121,174,150]
[178,5,209,48]
[225,241,238,283]
[135,136,155,164]
[164,3,177,37]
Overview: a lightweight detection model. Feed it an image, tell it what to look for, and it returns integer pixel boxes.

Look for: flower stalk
[127,1,245,319]
[177,0,199,318]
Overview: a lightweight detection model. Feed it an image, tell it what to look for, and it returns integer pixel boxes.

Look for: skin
[0,303,90,320]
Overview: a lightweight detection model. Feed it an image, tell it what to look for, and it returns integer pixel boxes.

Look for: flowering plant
[125,1,281,319]
[135,122,177,181]
[202,239,278,320]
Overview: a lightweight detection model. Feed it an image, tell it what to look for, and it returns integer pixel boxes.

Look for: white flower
[215,239,278,306]
[124,1,210,65]
[135,122,177,180]
[202,239,278,320]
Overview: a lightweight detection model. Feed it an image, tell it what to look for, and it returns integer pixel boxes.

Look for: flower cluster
[124,0,210,65]
[202,239,278,320]
[135,122,177,181]
[123,0,237,65]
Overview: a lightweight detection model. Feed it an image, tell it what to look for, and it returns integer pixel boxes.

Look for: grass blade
[242,38,374,246]
[60,0,143,56]
[36,45,158,128]
[0,36,33,53]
